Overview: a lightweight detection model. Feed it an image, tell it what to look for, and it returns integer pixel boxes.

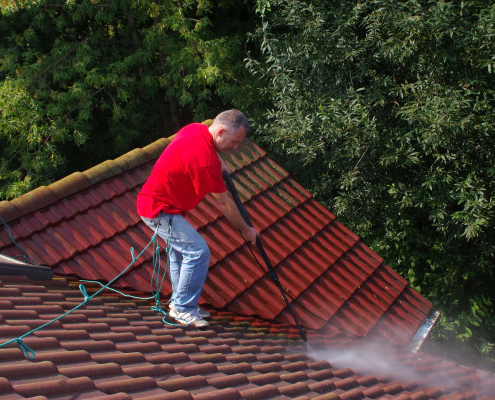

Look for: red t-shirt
[136,123,226,218]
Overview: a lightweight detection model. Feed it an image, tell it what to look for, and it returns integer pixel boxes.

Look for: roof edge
[0,136,174,223]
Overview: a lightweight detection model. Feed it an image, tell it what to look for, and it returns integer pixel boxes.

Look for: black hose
[222,171,307,342]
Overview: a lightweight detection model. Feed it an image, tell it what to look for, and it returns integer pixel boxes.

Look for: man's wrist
[240,226,251,236]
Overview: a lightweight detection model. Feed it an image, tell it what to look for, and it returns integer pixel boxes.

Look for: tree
[0,0,257,199]
[248,0,495,364]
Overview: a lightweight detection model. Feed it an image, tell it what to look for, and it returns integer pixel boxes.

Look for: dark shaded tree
[0,0,258,199]
[248,0,495,363]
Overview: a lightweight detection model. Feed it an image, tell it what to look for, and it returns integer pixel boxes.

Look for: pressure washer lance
[222,171,307,343]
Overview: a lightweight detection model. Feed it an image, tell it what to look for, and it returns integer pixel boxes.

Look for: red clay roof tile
[91,351,145,364]
[59,362,122,378]
[339,388,365,400]
[13,376,95,398]
[159,375,207,391]
[312,392,339,400]
[95,375,157,394]
[239,384,280,400]
[207,373,248,389]
[217,361,253,375]
[193,387,242,400]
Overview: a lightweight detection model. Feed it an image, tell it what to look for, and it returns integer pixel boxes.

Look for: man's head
[209,109,249,153]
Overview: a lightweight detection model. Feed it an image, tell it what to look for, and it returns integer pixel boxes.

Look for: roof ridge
[0,137,172,223]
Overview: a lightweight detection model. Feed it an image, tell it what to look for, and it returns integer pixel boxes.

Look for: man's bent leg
[141,213,180,299]
[167,214,210,313]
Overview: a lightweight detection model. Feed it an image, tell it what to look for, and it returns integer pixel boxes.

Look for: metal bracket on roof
[410,308,441,353]
[0,254,53,280]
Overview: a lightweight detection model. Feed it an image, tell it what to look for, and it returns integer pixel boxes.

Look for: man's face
[216,127,246,153]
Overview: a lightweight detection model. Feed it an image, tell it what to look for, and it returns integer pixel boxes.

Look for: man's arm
[211,191,259,244]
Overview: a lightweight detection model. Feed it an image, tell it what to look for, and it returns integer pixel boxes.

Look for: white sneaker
[169,307,209,328]
[196,306,210,319]
[170,305,210,319]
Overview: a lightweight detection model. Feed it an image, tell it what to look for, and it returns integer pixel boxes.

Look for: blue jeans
[141,213,210,313]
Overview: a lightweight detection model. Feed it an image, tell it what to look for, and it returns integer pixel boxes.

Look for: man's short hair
[214,109,249,134]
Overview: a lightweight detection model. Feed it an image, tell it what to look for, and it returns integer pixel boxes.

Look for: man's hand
[211,191,259,244]
[241,226,259,245]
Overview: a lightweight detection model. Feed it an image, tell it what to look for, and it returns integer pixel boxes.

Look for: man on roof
[137,109,259,327]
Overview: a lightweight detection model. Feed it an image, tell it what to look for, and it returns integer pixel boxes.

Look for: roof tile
[32,349,91,364]
[90,331,136,343]
[0,360,57,379]
[122,362,175,377]
[281,370,308,383]
[332,368,354,378]
[175,336,209,346]
[362,386,385,398]
[0,201,20,222]
[192,387,241,400]
[278,381,310,396]
[59,362,122,378]
[61,339,116,352]
[282,360,308,371]
[239,384,280,400]
[409,392,429,400]
[308,380,337,394]
[158,375,207,391]
[198,344,232,355]
[176,362,218,377]
[0,346,24,362]
[161,343,199,354]
[133,333,175,345]
[217,361,254,375]
[145,350,190,364]
[1,324,32,338]
[252,361,282,374]
[113,325,151,335]
[114,341,162,354]
[13,376,95,398]
[334,377,359,390]
[383,382,404,394]
[307,369,334,381]
[189,353,226,364]
[34,329,89,341]
[48,172,92,201]
[248,371,281,385]
[95,376,157,394]
[338,388,365,400]
[91,351,145,364]
[21,336,59,351]
[139,390,192,400]
[207,373,249,389]
[7,186,57,219]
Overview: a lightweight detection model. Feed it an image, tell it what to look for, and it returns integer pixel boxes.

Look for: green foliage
[0,0,257,199]
[430,296,495,368]
[249,0,495,364]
